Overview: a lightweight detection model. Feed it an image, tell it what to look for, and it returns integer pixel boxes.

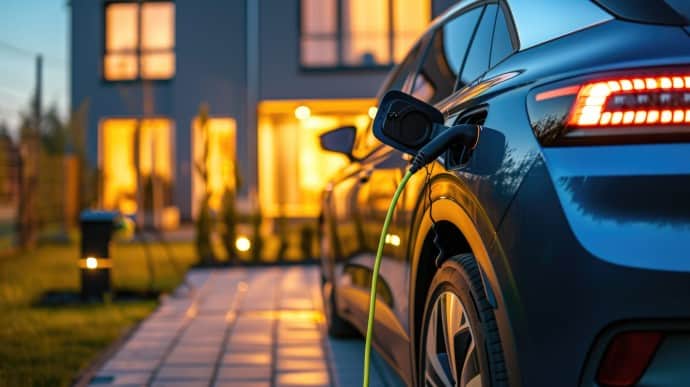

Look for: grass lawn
[0,241,197,386]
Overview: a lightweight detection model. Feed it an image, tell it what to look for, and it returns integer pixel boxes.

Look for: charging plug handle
[409,124,480,173]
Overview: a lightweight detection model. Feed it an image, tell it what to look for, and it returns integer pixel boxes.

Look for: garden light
[80,211,119,301]
[85,257,98,270]
[235,236,251,252]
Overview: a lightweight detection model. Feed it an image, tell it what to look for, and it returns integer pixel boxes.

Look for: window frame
[297,0,429,71]
[455,0,519,84]
[405,2,486,105]
[102,0,176,83]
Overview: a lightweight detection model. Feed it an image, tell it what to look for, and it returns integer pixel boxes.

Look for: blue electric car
[317,0,690,386]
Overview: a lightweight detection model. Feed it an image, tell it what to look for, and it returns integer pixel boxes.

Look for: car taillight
[527,71,690,145]
[596,331,664,387]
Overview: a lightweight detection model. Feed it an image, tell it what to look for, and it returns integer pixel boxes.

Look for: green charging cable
[363,169,414,387]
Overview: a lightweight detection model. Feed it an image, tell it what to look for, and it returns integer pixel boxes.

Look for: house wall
[257,0,390,101]
[71,0,248,221]
[71,0,459,222]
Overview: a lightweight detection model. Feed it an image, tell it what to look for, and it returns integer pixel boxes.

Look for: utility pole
[34,55,42,124]
[17,54,42,249]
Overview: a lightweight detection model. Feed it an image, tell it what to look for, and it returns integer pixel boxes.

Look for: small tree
[219,188,237,263]
[194,103,216,264]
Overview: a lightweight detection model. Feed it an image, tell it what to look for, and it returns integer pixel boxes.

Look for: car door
[334,42,426,331]
[355,3,490,376]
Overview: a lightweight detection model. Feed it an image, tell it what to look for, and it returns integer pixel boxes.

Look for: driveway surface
[87,266,403,387]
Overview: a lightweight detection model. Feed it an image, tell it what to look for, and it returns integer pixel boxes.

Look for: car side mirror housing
[373,90,444,155]
[319,125,357,161]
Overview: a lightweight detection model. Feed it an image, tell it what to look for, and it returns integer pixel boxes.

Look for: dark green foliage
[220,189,237,263]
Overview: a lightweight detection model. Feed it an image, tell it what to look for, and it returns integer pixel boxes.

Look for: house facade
[70,0,456,227]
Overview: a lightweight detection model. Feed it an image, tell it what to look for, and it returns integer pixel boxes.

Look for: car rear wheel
[419,254,507,386]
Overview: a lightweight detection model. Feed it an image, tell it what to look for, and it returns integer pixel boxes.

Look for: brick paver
[88,266,402,387]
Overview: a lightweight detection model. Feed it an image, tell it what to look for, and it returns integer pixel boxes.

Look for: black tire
[418,254,508,386]
[322,278,359,337]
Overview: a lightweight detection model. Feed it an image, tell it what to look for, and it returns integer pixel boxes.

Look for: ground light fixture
[85,256,98,269]
[79,211,121,301]
[235,235,252,252]
[361,91,481,387]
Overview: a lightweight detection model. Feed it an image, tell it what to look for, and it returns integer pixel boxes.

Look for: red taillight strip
[567,76,690,127]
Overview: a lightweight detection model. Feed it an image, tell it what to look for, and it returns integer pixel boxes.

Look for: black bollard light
[79,210,118,301]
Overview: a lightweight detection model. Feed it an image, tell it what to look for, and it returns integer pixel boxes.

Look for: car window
[411,5,483,104]
[490,5,514,67]
[354,43,424,159]
[375,43,422,100]
[459,4,497,87]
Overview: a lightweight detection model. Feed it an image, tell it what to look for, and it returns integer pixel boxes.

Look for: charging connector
[362,124,481,387]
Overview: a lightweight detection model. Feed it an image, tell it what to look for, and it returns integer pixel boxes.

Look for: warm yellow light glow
[141,3,175,79]
[384,233,401,247]
[100,118,173,215]
[368,106,378,119]
[104,54,137,80]
[343,0,389,65]
[235,236,251,252]
[141,3,174,50]
[85,257,98,270]
[294,105,311,120]
[104,2,175,80]
[141,52,175,79]
[259,99,376,218]
[192,117,237,216]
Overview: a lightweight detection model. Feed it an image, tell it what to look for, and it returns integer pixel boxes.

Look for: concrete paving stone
[276,358,328,371]
[231,327,273,336]
[165,352,219,365]
[227,334,273,346]
[279,321,319,330]
[276,371,330,386]
[221,352,272,366]
[280,300,314,310]
[113,348,167,360]
[167,348,220,357]
[278,331,321,342]
[151,380,210,387]
[190,315,229,323]
[180,330,226,340]
[223,344,272,354]
[155,365,214,380]
[213,382,270,387]
[102,359,159,372]
[118,341,169,351]
[92,371,151,385]
[177,336,224,346]
[215,366,272,380]
[185,324,228,333]
[277,345,324,359]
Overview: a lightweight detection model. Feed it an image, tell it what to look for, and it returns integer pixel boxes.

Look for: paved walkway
[88,266,403,387]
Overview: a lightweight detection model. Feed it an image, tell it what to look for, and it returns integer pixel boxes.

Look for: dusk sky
[0,0,68,133]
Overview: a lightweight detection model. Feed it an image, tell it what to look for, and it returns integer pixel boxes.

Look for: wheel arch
[407,175,514,384]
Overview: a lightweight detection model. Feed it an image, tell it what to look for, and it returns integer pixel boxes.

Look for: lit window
[104,2,175,80]
[100,118,174,215]
[300,0,430,68]
[258,99,375,218]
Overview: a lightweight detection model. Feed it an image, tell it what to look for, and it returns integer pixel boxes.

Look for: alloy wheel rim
[424,291,483,387]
